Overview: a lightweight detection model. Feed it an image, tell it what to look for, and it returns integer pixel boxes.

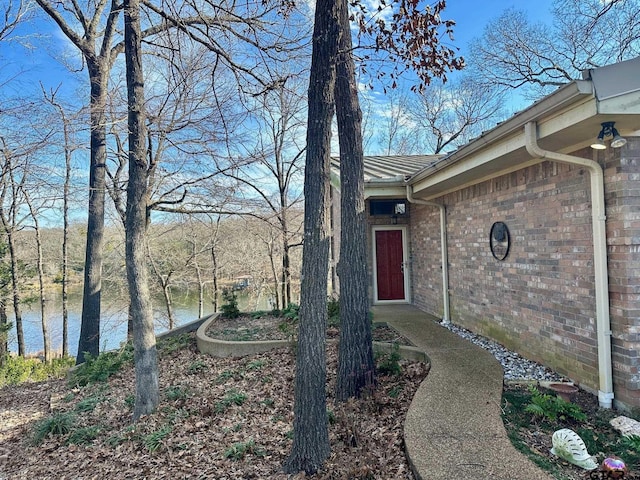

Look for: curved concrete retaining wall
[157,315,213,340]
[196,314,292,357]
[197,315,430,364]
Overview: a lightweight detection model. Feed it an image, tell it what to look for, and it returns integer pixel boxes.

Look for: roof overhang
[331,155,442,198]
[362,57,640,202]
[362,174,406,199]
[407,57,640,200]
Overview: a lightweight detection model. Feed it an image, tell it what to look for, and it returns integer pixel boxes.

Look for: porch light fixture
[590,121,627,150]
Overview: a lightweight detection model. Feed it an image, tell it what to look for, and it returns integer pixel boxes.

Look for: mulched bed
[206,314,414,346]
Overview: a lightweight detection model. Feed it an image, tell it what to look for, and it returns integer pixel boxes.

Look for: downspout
[524,121,614,409]
[406,185,450,323]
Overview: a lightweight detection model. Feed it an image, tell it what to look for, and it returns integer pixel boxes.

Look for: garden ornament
[589,457,628,479]
[550,428,598,470]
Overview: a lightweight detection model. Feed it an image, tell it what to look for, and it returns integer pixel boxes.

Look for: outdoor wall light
[590,121,627,150]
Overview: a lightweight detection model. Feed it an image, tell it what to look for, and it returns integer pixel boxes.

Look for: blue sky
[445,0,555,54]
[0,0,561,185]
[0,0,559,163]
[1,22,79,103]
[1,0,557,98]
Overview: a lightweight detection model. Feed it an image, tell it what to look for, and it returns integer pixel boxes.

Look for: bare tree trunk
[210,216,221,312]
[24,191,51,361]
[0,150,25,356]
[193,254,204,319]
[283,0,338,473]
[6,231,23,356]
[0,300,8,365]
[163,284,175,330]
[280,188,291,308]
[334,0,375,401]
[77,61,108,363]
[211,245,219,312]
[146,242,175,329]
[186,233,205,319]
[281,235,291,308]
[42,92,75,357]
[266,238,280,310]
[61,106,72,357]
[124,0,158,420]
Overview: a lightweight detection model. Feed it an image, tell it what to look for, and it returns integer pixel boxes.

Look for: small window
[370,200,407,216]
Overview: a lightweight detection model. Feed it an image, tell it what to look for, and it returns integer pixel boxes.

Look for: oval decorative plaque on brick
[490,221,510,261]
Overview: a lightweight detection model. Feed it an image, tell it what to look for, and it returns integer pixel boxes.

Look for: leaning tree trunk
[147,242,176,330]
[77,61,109,364]
[283,0,338,474]
[162,282,175,330]
[334,0,375,401]
[124,0,159,421]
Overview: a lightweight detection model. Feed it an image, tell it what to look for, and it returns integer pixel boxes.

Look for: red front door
[375,229,405,301]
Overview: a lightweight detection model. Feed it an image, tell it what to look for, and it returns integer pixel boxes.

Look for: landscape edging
[197,314,430,365]
[196,313,291,357]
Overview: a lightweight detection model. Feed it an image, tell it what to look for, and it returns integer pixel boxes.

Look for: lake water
[7,288,268,357]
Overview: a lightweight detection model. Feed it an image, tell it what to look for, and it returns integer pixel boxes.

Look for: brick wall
[409,139,640,407]
[601,138,640,406]
[409,205,445,316]
[412,157,603,391]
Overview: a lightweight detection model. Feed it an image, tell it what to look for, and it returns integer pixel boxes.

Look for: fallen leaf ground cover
[5,315,638,480]
[0,332,427,479]
[206,312,414,346]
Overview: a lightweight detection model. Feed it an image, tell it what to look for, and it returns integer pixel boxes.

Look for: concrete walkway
[372,304,553,480]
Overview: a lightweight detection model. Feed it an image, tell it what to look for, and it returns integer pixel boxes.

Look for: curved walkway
[373,304,553,480]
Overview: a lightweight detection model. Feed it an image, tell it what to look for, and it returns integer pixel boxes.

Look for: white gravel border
[441,322,567,382]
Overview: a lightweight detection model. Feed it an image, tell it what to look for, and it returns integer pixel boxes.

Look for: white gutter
[406,186,450,323]
[524,121,614,409]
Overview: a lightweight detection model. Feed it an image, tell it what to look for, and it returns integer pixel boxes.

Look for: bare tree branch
[470,0,640,94]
